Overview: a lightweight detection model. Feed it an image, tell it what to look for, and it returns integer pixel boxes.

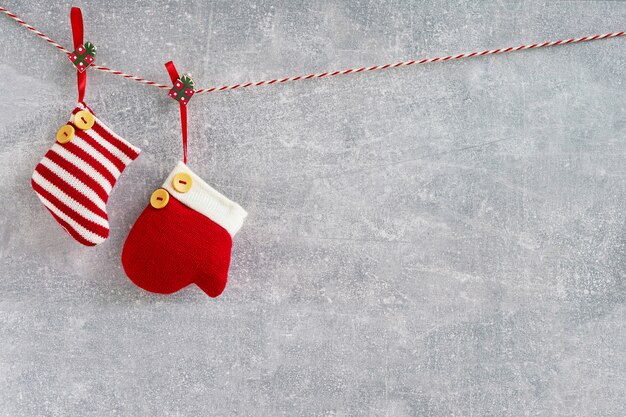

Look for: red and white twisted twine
[0,6,70,54]
[2,6,624,95]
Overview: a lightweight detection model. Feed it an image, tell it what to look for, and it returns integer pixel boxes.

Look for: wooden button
[172,173,193,193]
[74,110,95,130]
[150,189,170,209]
[56,124,75,144]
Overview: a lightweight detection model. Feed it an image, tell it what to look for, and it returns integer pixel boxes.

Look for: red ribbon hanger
[165,61,188,164]
[70,7,86,104]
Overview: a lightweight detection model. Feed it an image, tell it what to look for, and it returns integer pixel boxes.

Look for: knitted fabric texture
[31,103,141,246]
[122,162,247,297]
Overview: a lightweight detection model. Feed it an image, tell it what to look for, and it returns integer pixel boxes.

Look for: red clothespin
[168,74,195,106]
[68,8,95,103]
[165,61,191,163]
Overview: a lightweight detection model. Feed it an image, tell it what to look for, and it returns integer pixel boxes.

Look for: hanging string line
[0,6,70,53]
[2,6,624,95]
[0,6,170,89]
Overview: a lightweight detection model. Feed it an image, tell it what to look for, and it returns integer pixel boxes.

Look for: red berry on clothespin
[169,74,195,105]
[68,42,96,72]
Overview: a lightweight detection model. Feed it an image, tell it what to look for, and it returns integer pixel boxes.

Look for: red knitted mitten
[121,162,247,297]
[31,103,141,246]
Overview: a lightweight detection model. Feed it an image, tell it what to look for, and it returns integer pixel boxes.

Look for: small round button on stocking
[56,124,75,144]
[150,188,170,209]
[172,173,193,193]
[74,110,95,130]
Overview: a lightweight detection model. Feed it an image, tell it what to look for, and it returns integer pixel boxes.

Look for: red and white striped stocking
[31,103,141,246]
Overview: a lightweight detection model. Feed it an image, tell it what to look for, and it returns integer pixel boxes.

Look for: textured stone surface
[1,1,625,416]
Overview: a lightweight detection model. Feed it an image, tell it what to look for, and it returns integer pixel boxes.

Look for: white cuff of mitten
[162,162,248,237]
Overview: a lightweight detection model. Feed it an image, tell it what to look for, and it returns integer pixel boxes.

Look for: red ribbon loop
[70,7,86,104]
[165,61,188,164]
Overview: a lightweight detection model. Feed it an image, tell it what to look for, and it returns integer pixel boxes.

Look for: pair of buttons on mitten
[32,103,247,297]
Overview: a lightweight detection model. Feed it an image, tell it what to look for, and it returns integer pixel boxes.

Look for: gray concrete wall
[0,1,624,416]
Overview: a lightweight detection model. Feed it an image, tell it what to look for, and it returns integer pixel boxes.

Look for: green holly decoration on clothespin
[69,42,96,72]
[168,74,195,105]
